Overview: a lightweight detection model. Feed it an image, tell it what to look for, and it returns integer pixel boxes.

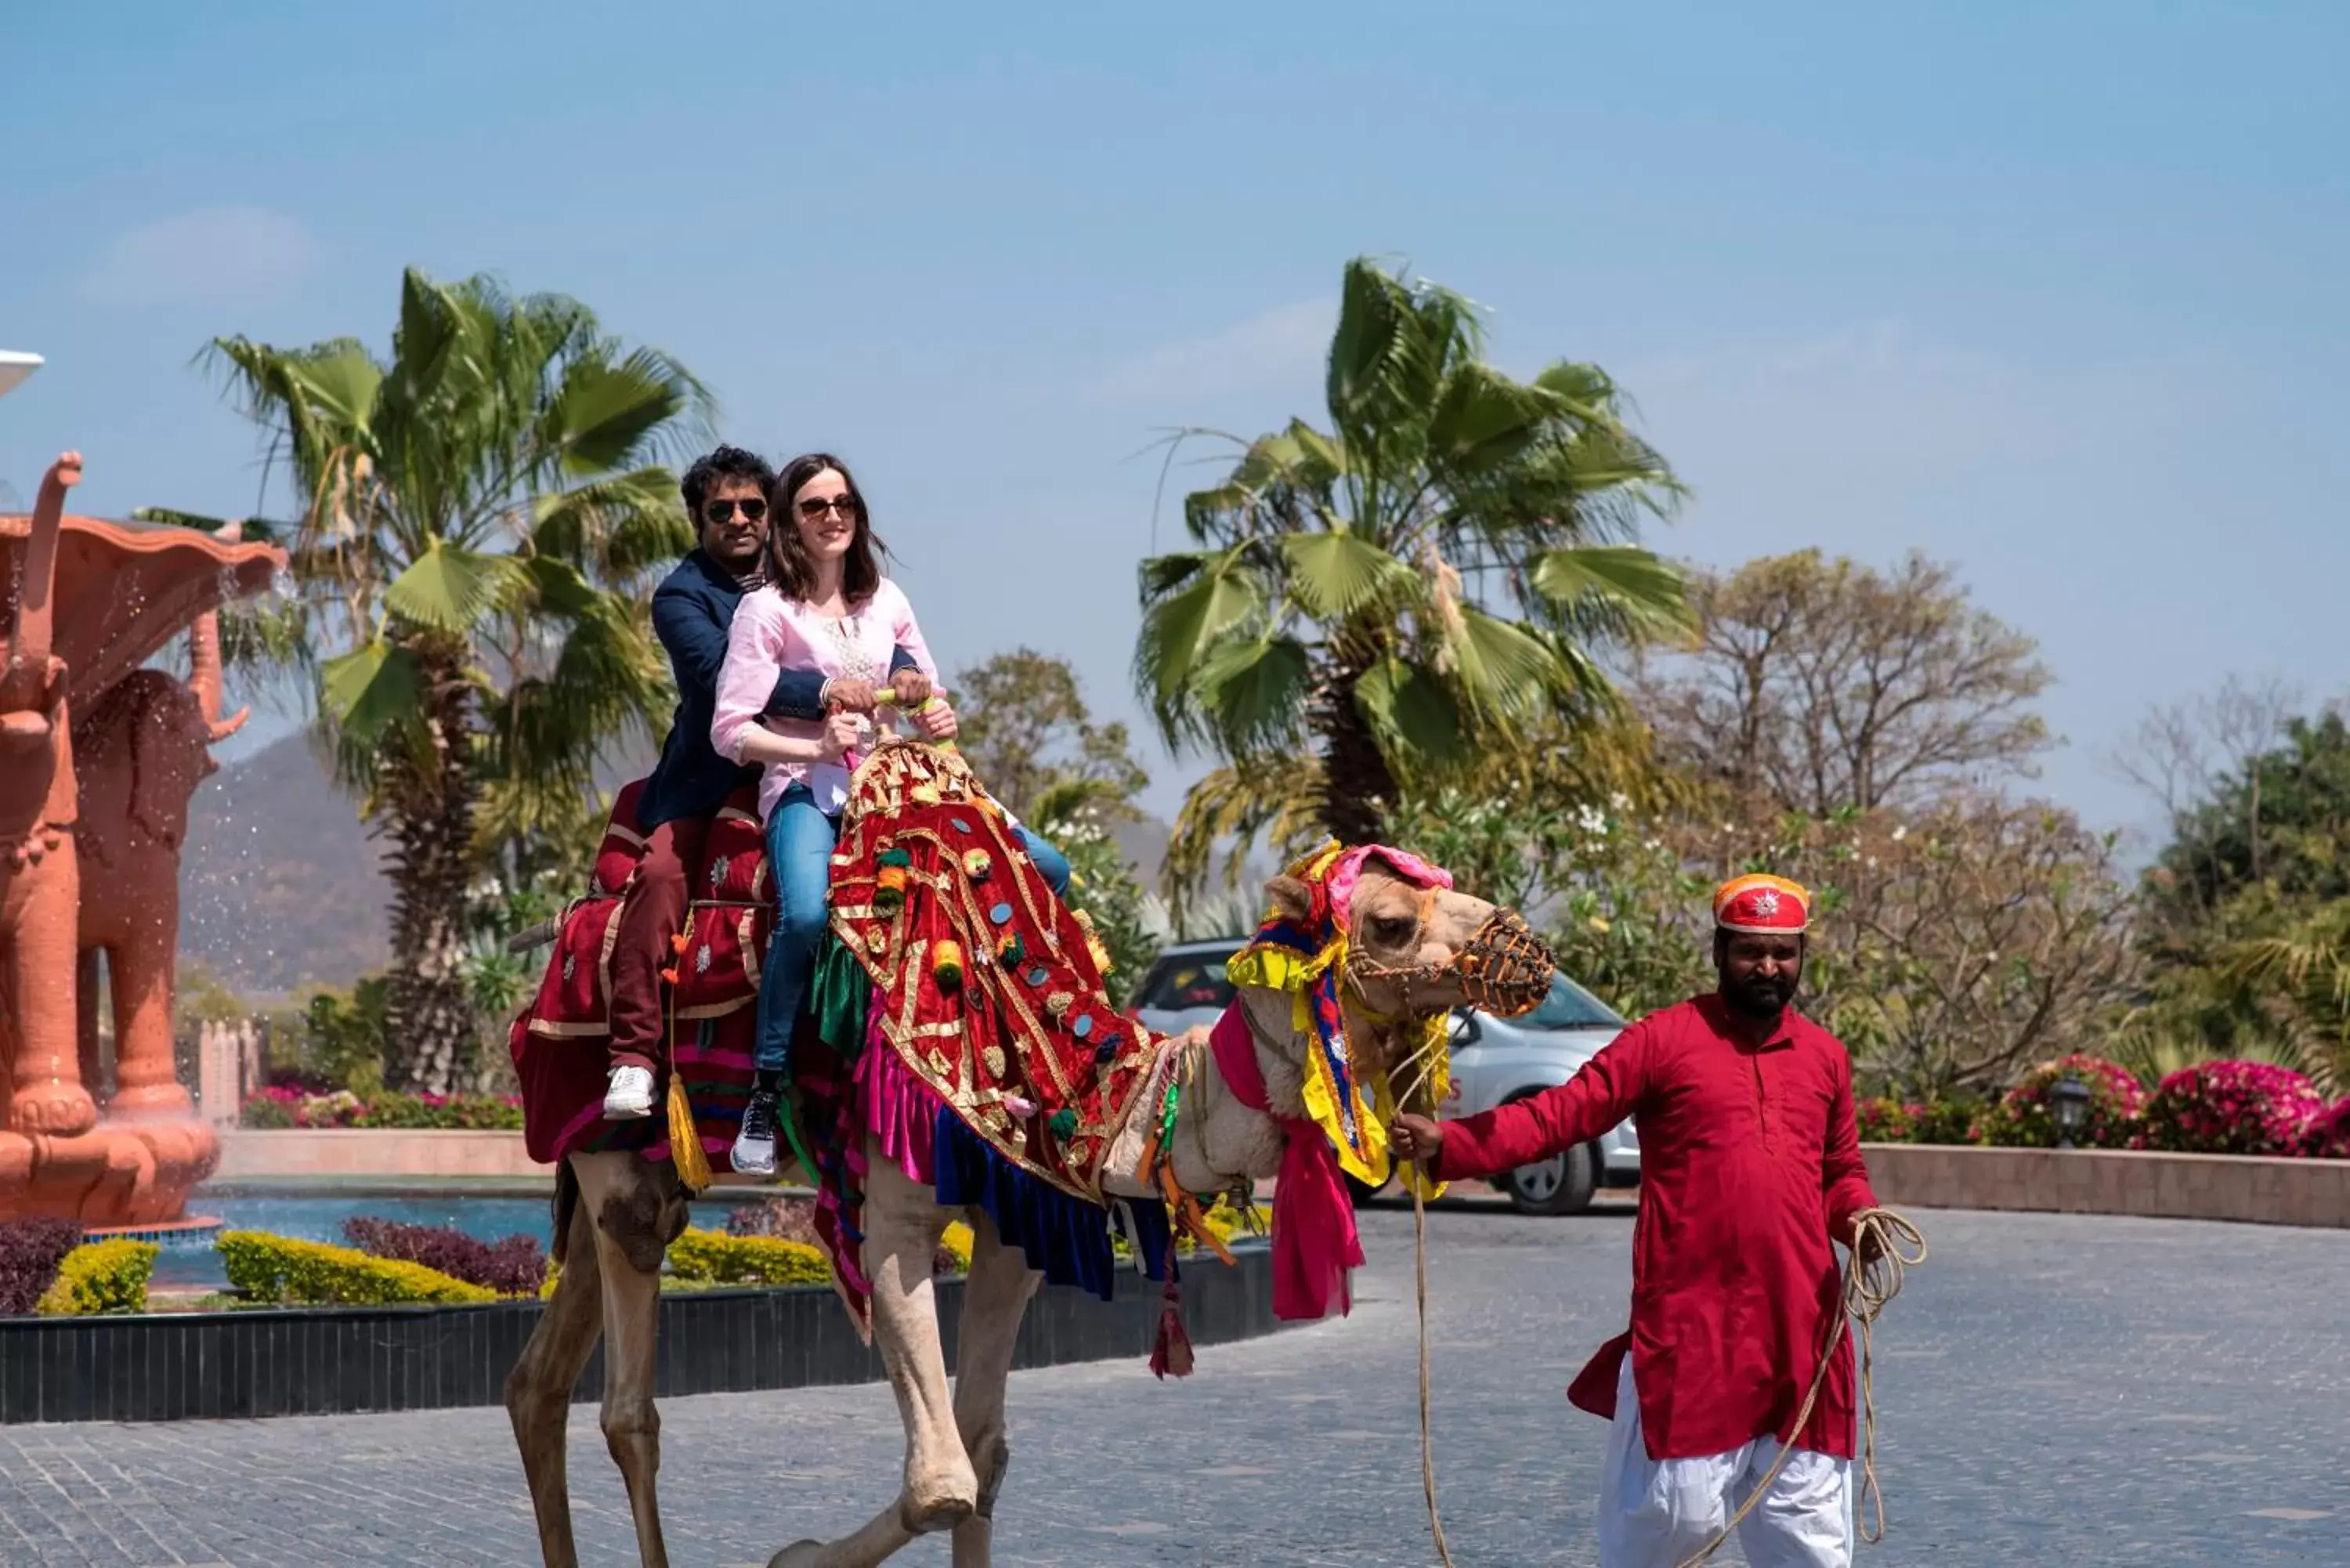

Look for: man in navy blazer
[601,445,916,1119]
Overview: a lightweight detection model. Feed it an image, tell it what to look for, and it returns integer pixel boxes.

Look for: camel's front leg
[770,1150,967,1568]
[864,1151,975,1530]
[950,1211,1043,1568]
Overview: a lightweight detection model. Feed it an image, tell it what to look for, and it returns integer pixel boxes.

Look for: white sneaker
[603,1064,656,1120]
[732,1091,781,1176]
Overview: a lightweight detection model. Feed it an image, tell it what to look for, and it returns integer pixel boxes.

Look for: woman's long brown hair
[767,452,888,605]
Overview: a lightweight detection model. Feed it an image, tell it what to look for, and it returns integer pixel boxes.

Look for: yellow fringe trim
[668,1070,713,1194]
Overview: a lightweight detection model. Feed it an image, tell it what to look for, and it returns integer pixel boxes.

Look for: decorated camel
[505,736,1555,1568]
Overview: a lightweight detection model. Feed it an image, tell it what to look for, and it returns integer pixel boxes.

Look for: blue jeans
[752,784,1073,1074]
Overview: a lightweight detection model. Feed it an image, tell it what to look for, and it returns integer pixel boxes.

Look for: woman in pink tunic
[709,453,1070,1175]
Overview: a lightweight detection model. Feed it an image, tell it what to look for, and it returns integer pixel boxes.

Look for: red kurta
[1434,993,1878,1461]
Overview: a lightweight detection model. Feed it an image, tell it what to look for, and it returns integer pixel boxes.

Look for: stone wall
[215,1129,553,1180]
[1862,1143,2350,1229]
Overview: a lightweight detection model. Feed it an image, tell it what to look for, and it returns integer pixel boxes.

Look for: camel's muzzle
[1451,907,1555,1016]
[1353,907,1556,1017]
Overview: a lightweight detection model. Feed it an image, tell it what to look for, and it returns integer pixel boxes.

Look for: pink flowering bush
[240,1087,523,1132]
[1856,1096,1986,1144]
[1979,1055,2145,1149]
[1856,1098,1918,1142]
[2301,1098,2350,1159]
[2138,1060,2324,1156]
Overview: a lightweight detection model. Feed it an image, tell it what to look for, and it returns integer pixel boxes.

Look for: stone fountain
[2,357,285,1226]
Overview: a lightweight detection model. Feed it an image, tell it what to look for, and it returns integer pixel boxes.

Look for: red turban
[1713,873,1810,934]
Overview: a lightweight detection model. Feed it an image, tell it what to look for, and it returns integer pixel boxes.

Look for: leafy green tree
[951,651,1160,982]
[953,649,1148,826]
[2145,710,2350,925]
[197,269,709,1091]
[1134,257,1689,846]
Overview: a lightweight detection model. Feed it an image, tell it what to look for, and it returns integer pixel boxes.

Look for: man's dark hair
[680,444,777,520]
[768,451,888,604]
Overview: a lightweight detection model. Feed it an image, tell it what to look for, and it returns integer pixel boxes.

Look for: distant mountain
[179,735,392,998]
[178,734,1173,999]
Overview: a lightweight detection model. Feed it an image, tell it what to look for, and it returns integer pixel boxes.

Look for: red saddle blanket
[509,783,768,1168]
[824,741,1159,1201]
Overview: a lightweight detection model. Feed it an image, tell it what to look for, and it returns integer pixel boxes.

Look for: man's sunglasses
[703,497,768,525]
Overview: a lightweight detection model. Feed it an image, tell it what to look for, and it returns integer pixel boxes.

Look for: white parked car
[1125,938,1639,1215]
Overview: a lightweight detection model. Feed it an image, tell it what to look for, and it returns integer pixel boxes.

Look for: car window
[1514,972,1625,1029]
[1132,952,1238,1012]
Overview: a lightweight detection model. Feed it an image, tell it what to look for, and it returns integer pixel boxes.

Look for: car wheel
[1500,1143,1597,1216]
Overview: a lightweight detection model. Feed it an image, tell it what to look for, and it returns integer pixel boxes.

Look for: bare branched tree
[1635,550,2052,816]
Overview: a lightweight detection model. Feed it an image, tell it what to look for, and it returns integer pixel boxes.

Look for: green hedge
[217,1230,495,1306]
[38,1239,158,1316]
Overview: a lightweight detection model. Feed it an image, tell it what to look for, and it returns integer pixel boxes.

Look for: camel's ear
[1264,873,1315,926]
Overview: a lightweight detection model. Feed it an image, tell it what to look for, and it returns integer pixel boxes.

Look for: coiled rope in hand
[1673,1207,1929,1568]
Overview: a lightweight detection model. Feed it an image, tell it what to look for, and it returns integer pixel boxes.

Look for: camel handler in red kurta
[1390,873,1883,1568]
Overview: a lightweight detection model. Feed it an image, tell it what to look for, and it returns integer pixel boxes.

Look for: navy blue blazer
[637,550,912,829]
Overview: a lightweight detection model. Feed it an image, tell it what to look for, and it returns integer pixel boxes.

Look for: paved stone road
[4,1201,2346,1566]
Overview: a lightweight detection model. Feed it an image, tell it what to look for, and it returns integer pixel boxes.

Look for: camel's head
[1259,845,1556,1025]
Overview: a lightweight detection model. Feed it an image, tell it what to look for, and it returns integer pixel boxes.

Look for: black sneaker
[732,1089,781,1176]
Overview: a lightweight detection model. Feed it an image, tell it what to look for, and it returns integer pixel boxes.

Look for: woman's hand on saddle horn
[818,709,864,761]
[1388,1113,1446,1169]
[911,699,959,741]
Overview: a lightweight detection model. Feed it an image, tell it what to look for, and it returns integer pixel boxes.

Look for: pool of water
[151,1188,761,1292]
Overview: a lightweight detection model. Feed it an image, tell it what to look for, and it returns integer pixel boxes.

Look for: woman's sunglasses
[703,497,768,525]
[797,495,858,521]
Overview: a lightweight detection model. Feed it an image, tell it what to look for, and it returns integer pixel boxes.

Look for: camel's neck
[1099,988,1321,1202]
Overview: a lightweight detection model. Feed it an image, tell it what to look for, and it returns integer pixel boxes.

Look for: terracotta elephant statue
[0,453,105,1205]
[74,522,251,1124]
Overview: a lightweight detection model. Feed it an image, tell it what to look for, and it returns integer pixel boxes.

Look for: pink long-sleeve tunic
[710,578,939,820]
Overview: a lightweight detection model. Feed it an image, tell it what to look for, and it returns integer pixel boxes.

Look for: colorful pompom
[875,865,908,909]
[1047,1107,1079,1141]
[877,847,913,869]
[932,939,965,993]
[964,849,992,879]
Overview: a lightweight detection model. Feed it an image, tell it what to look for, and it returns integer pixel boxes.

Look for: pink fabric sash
[857,1002,937,1185]
[1209,1003,1362,1321]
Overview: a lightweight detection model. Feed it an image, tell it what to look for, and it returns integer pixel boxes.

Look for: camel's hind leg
[590,1153,691,1568]
[949,1210,1043,1568]
[506,1158,607,1568]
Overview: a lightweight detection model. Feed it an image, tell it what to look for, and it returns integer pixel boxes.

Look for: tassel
[667,1070,712,1193]
[1149,1279,1194,1380]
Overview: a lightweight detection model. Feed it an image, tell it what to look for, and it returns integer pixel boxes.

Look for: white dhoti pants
[1596,1360,1854,1568]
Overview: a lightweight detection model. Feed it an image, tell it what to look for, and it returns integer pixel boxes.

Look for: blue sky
[5,2,2345,844]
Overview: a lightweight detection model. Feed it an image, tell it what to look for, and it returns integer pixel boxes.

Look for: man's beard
[1725,970,1798,1021]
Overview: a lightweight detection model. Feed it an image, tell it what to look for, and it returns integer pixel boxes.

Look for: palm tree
[199,269,710,1092]
[1133,257,1691,847]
